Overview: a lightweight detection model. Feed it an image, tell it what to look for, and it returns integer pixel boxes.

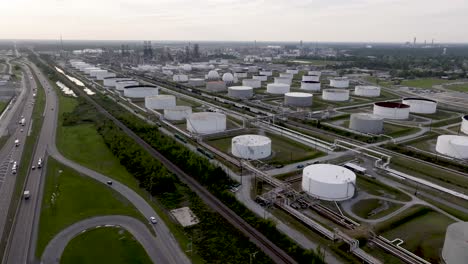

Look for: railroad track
[57,66,297,264]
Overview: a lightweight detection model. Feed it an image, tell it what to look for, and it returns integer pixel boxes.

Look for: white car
[149,216,157,224]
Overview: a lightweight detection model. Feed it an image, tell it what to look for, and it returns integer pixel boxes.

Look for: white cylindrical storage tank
[322,89,350,101]
[104,78,131,87]
[436,135,468,159]
[267,83,290,94]
[222,73,235,84]
[330,77,349,88]
[206,81,227,92]
[373,102,410,119]
[182,64,192,72]
[302,75,320,82]
[116,80,139,91]
[402,98,437,114]
[280,73,294,79]
[96,72,116,81]
[145,95,176,110]
[228,86,253,99]
[308,71,321,76]
[286,69,299,74]
[302,164,356,201]
[247,66,258,73]
[462,115,468,135]
[242,79,261,88]
[207,70,220,80]
[234,72,248,79]
[231,135,272,160]
[78,64,92,71]
[123,85,159,98]
[188,78,205,87]
[442,222,468,264]
[173,74,189,83]
[90,69,106,78]
[301,81,321,91]
[84,67,100,75]
[274,77,292,85]
[164,106,192,121]
[259,70,273,76]
[354,86,381,97]
[284,92,312,107]
[349,113,383,134]
[187,112,226,134]
[253,75,268,82]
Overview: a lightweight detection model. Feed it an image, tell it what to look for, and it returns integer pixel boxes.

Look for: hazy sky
[1,0,468,42]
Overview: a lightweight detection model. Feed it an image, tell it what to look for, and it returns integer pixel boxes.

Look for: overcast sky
[1,0,467,42]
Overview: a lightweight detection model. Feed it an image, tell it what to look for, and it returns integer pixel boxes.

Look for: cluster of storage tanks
[69,60,116,80]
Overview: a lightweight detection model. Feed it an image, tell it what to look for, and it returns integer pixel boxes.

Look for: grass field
[36,158,145,258]
[401,78,450,89]
[61,227,152,264]
[207,132,324,164]
[444,83,468,92]
[383,123,419,138]
[351,199,403,220]
[378,206,454,262]
[413,110,460,120]
[356,176,411,201]
[0,101,7,114]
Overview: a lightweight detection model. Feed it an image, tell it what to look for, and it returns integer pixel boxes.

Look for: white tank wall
[124,87,159,98]
[267,83,290,94]
[234,72,248,79]
[354,86,381,97]
[145,95,176,110]
[301,82,321,91]
[302,75,320,82]
[373,103,410,119]
[173,74,189,82]
[188,78,205,87]
[442,222,468,264]
[222,73,235,83]
[280,73,294,79]
[90,69,106,77]
[248,66,258,73]
[231,135,272,159]
[242,79,261,88]
[286,69,299,74]
[84,67,100,75]
[116,81,139,91]
[308,71,321,76]
[402,99,437,114]
[330,78,349,88]
[187,112,226,134]
[322,89,349,101]
[259,70,273,76]
[207,70,219,80]
[253,75,268,81]
[436,135,468,159]
[284,92,313,107]
[274,77,292,85]
[228,86,253,99]
[462,116,468,135]
[164,106,192,121]
[302,164,356,201]
[206,81,227,92]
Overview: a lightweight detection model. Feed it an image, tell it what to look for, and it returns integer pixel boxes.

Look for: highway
[41,215,164,264]
[4,60,190,264]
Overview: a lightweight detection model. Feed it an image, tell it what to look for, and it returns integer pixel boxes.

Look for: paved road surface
[42,215,163,264]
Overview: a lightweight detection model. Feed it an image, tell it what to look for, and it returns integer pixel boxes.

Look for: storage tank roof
[325,89,348,93]
[285,92,312,98]
[303,164,356,184]
[232,135,271,146]
[189,112,225,120]
[147,94,174,99]
[374,102,410,108]
[403,97,437,103]
[229,86,253,91]
[222,73,234,82]
[450,136,468,146]
[352,113,383,120]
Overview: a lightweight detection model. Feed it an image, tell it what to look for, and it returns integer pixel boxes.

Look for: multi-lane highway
[3,60,190,264]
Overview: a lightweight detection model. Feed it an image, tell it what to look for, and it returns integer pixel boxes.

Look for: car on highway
[106,181,113,185]
[296,164,304,169]
[31,165,36,170]
[149,216,157,224]
[20,129,23,133]
[23,190,30,200]
[37,158,43,168]
[275,164,284,168]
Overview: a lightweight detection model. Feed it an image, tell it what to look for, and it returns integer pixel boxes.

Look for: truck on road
[14,139,20,147]
[23,190,30,200]
[19,118,25,126]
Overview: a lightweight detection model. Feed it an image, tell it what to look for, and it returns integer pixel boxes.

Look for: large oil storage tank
[284,92,313,107]
[436,135,468,159]
[84,67,100,75]
[280,73,294,79]
[228,86,253,99]
[222,73,235,85]
[286,69,299,74]
[462,115,468,135]
[116,80,139,91]
[302,164,356,201]
[96,71,116,81]
[330,77,349,88]
[259,70,273,76]
[373,102,410,119]
[302,75,320,82]
[349,113,384,134]
[231,135,272,160]
[164,106,192,121]
[78,64,92,71]
[104,77,131,87]
[145,95,176,110]
[267,83,290,94]
[275,77,292,85]
[402,98,437,114]
[187,112,226,134]
[301,81,321,91]
[354,86,381,97]
[188,78,205,87]
[308,71,321,76]
[182,64,192,72]
[322,89,349,101]
[173,74,189,83]
[207,70,220,80]
[90,69,107,78]
[242,79,261,88]
[234,72,248,79]
[123,85,159,99]
[253,75,268,82]
[442,222,468,264]
[248,66,258,73]
[206,81,227,92]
